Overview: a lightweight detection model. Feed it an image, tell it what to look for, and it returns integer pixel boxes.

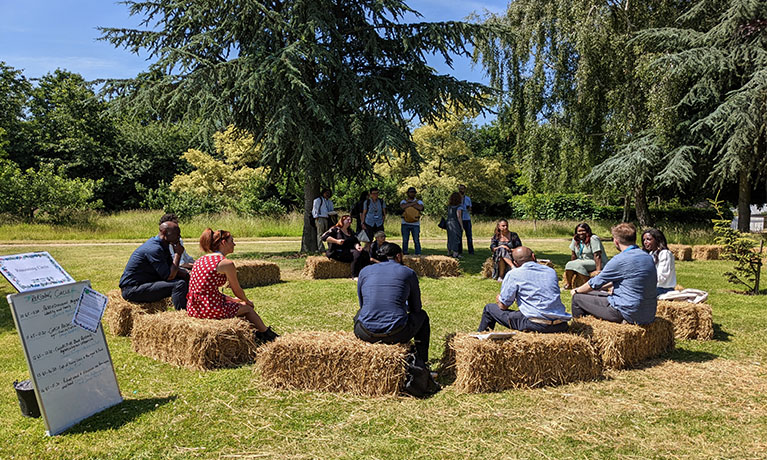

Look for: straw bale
[569,316,675,370]
[131,311,258,370]
[656,300,714,341]
[692,245,721,260]
[103,289,171,336]
[256,331,409,396]
[303,256,352,279]
[402,255,460,278]
[439,332,602,393]
[481,257,556,279]
[235,260,280,288]
[668,244,692,261]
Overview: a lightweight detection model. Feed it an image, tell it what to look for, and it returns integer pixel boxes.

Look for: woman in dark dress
[446,192,463,258]
[322,214,370,278]
[490,219,522,280]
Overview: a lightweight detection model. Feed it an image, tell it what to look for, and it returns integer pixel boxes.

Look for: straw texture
[668,244,692,261]
[235,260,281,288]
[131,311,259,370]
[692,245,721,260]
[569,316,675,370]
[303,256,352,279]
[402,255,460,278]
[440,332,602,393]
[103,289,171,336]
[256,331,409,396]
[481,257,556,279]
[656,300,714,341]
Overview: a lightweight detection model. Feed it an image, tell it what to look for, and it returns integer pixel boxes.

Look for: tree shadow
[64,396,177,434]
[712,323,732,342]
[232,251,306,260]
[0,296,18,333]
[666,348,719,363]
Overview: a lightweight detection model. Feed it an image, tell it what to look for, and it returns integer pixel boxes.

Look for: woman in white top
[642,228,677,296]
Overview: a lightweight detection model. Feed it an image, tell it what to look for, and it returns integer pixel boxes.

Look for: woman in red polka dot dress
[187,228,278,342]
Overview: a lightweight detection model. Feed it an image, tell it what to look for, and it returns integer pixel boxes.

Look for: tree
[0,62,32,163]
[100,0,499,252]
[635,0,767,231]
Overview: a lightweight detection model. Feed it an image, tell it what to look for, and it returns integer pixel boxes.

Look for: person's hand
[362,223,367,230]
[496,293,503,305]
[592,270,601,276]
[571,289,577,297]
[172,241,185,254]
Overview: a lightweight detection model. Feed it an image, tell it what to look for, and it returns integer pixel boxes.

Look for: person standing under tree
[458,184,474,254]
[361,187,386,242]
[312,188,335,252]
[400,186,424,255]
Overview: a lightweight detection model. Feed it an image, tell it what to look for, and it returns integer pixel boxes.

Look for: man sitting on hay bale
[570,223,657,324]
[478,246,571,333]
[354,243,431,364]
[119,219,189,310]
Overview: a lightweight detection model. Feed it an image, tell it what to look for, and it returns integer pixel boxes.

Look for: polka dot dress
[187,253,241,319]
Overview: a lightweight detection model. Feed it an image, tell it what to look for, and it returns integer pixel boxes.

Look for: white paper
[0,252,75,292]
[468,331,517,340]
[72,287,108,333]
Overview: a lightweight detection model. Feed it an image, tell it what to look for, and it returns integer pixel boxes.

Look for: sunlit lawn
[0,237,765,459]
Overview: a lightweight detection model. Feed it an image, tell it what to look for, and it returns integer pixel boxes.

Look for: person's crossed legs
[571,291,624,323]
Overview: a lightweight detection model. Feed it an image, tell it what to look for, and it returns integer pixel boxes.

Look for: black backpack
[402,352,441,398]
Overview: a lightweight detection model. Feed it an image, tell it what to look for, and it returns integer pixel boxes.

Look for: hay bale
[656,300,714,341]
[103,289,171,337]
[692,245,721,260]
[569,316,675,370]
[235,260,280,288]
[256,331,408,396]
[481,257,555,279]
[131,311,258,370]
[303,256,352,279]
[668,244,692,261]
[439,332,602,393]
[402,255,460,278]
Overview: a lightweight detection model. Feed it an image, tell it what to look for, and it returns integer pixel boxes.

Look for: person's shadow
[63,396,177,434]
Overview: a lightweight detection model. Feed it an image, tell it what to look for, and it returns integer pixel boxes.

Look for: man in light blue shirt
[571,223,657,325]
[458,184,474,254]
[361,187,386,241]
[478,246,571,333]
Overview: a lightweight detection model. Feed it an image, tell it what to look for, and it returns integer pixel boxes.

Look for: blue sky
[0,0,507,122]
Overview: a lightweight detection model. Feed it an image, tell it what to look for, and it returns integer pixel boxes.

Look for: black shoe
[256,326,279,343]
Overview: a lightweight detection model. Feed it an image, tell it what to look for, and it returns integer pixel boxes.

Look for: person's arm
[511,232,522,248]
[361,202,368,229]
[496,278,518,310]
[357,273,364,308]
[570,251,577,261]
[407,273,422,314]
[465,197,472,214]
[312,197,321,219]
[593,251,603,272]
[657,250,674,285]
[381,200,386,219]
[457,208,463,221]
[585,256,620,290]
[168,242,184,280]
[218,259,253,306]
[591,236,603,271]
[490,236,499,251]
[400,200,410,210]
[414,200,424,211]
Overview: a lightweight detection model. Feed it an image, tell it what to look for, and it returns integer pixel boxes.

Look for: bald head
[511,246,535,265]
[159,221,181,245]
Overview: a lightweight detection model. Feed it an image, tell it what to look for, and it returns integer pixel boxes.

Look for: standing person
[478,246,571,333]
[400,186,424,255]
[119,220,189,310]
[160,213,195,270]
[458,184,474,254]
[187,229,278,341]
[562,223,608,289]
[571,223,657,325]
[489,219,523,281]
[446,192,463,258]
[354,243,431,364]
[350,191,369,234]
[642,228,677,296]
[361,187,386,241]
[312,188,335,252]
[322,215,371,278]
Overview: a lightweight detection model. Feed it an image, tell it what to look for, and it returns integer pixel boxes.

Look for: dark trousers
[571,291,624,323]
[328,249,370,277]
[364,224,384,243]
[462,220,474,254]
[122,278,188,310]
[478,303,568,333]
[354,309,430,362]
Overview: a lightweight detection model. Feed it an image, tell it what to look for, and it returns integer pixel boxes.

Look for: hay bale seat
[440,332,602,393]
[668,244,692,261]
[692,245,721,261]
[303,256,352,279]
[481,257,556,279]
[235,260,281,288]
[103,289,171,337]
[656,300,714,341]
[256,331,409,396]
[131,311,258,370]
[402,255,460,277]
[568,316,675,370]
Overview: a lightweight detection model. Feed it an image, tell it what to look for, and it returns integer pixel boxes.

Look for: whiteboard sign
[0,252,75,292]
[8,281,122,435]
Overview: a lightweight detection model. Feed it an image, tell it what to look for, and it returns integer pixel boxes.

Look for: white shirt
[169,237,195,266]
[400,199,424,226]
[312,196,334,218]
[654,249,677,288]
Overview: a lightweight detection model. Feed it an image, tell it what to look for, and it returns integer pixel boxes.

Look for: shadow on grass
[0,296,17,333]
[666,348,718,363]
[713,323,732,342]
[232,251,306,260]
[64,396,177,434]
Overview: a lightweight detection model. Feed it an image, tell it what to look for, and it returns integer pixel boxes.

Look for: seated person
[563,223,607,289]
[489,219,522,280]
[570,223,657,325]
[160,213,194,270]
[187,229,278,342]
[369,231,388,263]
[478,246,570,333]
[642,228,677,296]
[322,215,370,278]
[354,243,431,364]
[119,220,189,310]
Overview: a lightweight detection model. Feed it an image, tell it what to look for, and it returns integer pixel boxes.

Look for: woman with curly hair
[563,223,607,289]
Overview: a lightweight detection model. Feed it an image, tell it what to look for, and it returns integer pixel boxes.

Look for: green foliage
[710,196,764,295]
[0,62,32,163]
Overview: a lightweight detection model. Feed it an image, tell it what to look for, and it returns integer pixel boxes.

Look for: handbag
[402,352,441,398]
[438,217,447,230]
[356,229,370,243]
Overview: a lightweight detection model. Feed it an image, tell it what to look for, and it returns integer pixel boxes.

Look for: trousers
[122,278,188,310]
[478,303,568,333]
[354,309,431,362]
[571,291,624,323]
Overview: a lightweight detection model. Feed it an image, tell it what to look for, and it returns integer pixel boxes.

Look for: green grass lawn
[0,238,765,459]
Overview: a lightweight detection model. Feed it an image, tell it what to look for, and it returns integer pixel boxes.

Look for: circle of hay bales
[440,332,602,393]
[131,311,259,370]
[103,289,172,337]
[692,245,722,261]
[235,260,281,288]
[402,255,460,278]
[568,316,675,370]
[668,244,692,261]
[303,256,352,279]
[656,300,714,341]
[255,331,409,397]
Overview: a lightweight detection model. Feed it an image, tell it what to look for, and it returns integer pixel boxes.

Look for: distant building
[731,204,767,232]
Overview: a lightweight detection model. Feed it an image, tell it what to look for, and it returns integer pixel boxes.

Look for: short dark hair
[378,242,402,259]
[159,213,179,225]
[369,187,380,193]
[321,188,331,195]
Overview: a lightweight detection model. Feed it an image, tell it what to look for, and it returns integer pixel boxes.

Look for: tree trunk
[634,180,653,228]
[300,176,320,253]
[622,194,631,223]
[737,169,752,232]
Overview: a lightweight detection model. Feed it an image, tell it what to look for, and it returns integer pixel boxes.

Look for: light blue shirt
[588,245,657,324]
[499,261,572,321]
[169,237,194,266]
[363,198,386,226]
[459,195,472,221]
